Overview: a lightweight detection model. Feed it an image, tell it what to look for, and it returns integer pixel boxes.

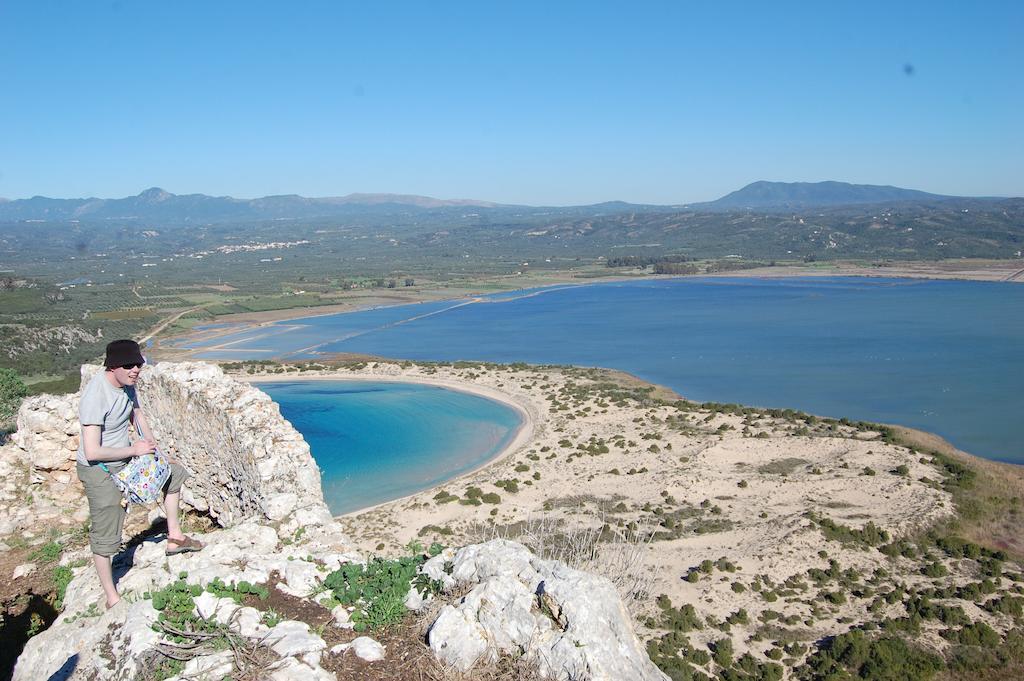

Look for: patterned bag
[107,453,171,504]
[99,424,171,505]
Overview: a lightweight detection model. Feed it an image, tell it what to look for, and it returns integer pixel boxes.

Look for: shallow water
[198,277,1023,463]
[256,380,522,515]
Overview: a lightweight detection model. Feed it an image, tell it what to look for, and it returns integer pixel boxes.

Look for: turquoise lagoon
[186,277,1024,465]
[255,380,522,515]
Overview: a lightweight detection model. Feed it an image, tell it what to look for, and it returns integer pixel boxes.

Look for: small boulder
[331,604,354,629]
[12,563,36,579]
[350,636,386,662]
[264,620,327,657]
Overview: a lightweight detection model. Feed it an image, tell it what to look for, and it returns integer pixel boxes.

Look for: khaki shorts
[76,461,190,556]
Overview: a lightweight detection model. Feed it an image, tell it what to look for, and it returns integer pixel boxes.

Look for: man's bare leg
[163,490,186,542]
[93,554,119,608]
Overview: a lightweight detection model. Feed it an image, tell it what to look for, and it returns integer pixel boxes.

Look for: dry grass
[467,514,655,616]
[889,425,1024,561]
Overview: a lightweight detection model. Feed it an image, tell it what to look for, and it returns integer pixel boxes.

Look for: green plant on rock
[30,541,62,563]
[261,608,282,628]
[206,577,269,603]
[322,546,444,632]
[148,580,210,641]
[53,565,74,610]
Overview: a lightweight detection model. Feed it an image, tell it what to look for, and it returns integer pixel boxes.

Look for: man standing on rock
[76,339,203,609]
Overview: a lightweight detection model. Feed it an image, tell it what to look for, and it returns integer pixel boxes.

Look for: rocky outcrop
[4,362,332,533]
[135,362,330,529]
[15,532,661,681]
[13,519,362,681]
[425,540,669,681]
[1,392,87,536]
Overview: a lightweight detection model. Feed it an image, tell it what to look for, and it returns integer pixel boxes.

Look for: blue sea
[255,380,522,515]
[181,277,1024,465]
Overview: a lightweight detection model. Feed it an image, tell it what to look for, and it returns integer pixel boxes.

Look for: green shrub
[942,621,1000,647]
[0,368,28,427]
[806,512,889,547]
[798,630,942,680]
[711,637,733,668]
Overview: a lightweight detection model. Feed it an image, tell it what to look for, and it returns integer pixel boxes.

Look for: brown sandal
[165,536,204,556]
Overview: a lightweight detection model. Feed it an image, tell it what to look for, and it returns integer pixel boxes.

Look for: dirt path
[140,305,205,345]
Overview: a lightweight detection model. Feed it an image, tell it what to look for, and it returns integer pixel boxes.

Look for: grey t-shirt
[76,371,138,466]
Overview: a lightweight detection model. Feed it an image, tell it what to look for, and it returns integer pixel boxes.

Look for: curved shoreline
[242,372,540,518]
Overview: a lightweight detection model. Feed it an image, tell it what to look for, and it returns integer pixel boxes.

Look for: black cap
[104,339,146,368]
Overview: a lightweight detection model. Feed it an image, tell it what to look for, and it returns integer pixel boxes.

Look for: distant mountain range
[0,188,504,223]
[0,181,1010,223]
[695,181,960,211]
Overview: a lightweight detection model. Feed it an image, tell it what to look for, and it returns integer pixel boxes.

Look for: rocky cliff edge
[4,362,665,681]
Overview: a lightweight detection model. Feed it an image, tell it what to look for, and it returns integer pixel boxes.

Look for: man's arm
[132,405,156,443]
[130,406,175,462]
[81,424,155,462]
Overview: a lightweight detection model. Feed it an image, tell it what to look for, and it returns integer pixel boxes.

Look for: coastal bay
[168,276,1024,464]
[253,378,527,515]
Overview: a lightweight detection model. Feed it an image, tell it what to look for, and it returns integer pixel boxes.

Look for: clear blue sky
[1,1,1021,204]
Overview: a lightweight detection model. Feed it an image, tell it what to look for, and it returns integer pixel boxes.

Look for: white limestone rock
[404,585,429,611]
[5,361,362,681]
[136,361,332,527]
[231,606,271,638]
[13,598,160,681]
[331,604,354,629]
[350,636,386,662]
[177,650,234,680]
[266,656,337,681]
[264,492,299,521]
[429,605,490,671]
[12,562,36,579]
[421,546,458,590]
[427,539,669,681]
[106,601,162,677]
[331,636,387,662]
[277,558,323,598]
[192,591,221,620]
[264,620,328,657]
